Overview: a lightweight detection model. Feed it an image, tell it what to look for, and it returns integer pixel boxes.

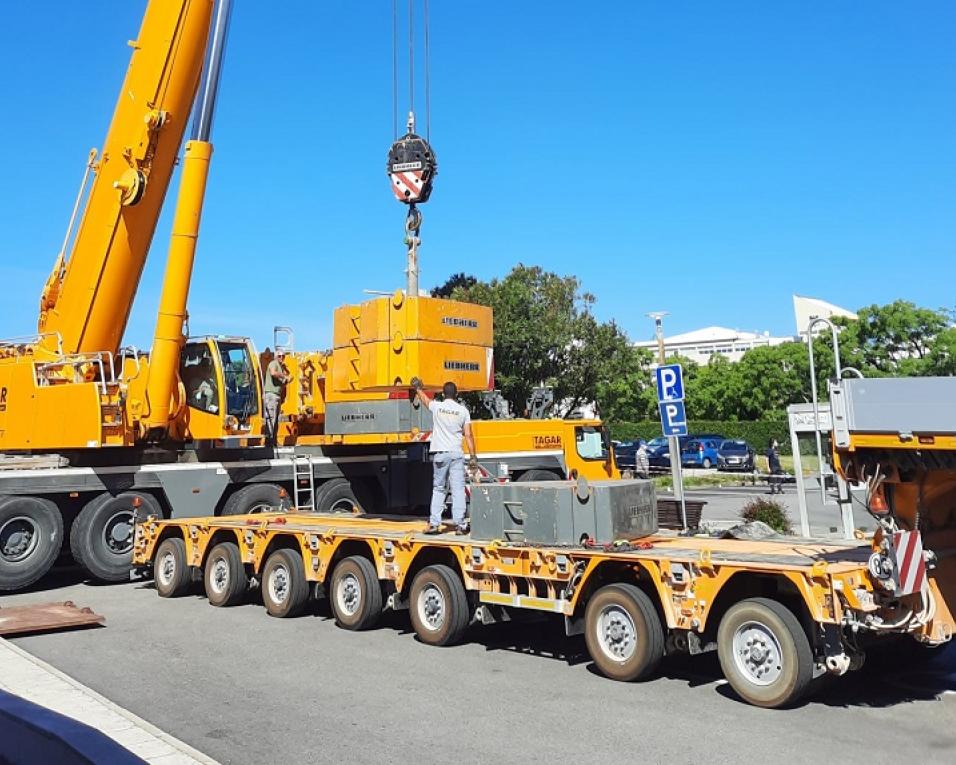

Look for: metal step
[292,453,315,512]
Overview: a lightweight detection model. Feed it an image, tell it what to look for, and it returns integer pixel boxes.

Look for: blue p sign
[659,401,688,436]
[655,364,684,402]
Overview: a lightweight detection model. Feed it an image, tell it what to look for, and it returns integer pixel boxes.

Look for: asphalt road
[6,570,956,765]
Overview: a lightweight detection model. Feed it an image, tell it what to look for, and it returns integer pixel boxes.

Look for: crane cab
[173,336,263,442]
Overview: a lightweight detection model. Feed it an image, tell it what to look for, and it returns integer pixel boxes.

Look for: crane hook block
[387,132,437,204]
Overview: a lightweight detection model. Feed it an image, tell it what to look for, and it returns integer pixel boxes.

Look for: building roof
[793,295,857,335]
[635,326,790,347]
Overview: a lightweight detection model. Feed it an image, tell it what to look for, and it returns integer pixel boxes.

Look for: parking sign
[659,401,688,436]
[655,364,684,402]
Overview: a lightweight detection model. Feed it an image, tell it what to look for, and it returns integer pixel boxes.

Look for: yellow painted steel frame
[134,514,915,642]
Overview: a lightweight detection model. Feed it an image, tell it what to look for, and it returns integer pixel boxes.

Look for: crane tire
[70,491,161,583]
[221,483,289,516]
[0,495,63,592]
[515,469,562,482]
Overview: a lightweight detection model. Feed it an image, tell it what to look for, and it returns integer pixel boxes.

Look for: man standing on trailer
[411,378,478,535]
[263,350,291,445]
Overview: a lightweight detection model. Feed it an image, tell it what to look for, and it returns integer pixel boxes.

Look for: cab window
[181,343,219,414]
[575,426,608,461]
[217,341,259,418]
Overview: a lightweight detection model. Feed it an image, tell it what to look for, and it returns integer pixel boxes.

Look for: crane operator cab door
[178,337,263,441]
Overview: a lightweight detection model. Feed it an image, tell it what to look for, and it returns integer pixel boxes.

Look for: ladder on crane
[292,453,315,512]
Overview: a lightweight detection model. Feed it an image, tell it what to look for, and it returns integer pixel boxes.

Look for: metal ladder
[292,453,315,512]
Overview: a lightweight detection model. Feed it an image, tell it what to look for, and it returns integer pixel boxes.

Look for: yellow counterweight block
[332,292,493,393]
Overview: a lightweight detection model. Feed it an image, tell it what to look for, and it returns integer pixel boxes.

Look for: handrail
[807,317,842,512]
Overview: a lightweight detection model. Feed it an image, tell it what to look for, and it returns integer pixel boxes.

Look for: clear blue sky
[1,1,953,351]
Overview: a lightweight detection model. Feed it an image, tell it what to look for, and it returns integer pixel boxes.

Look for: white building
[793,295,857,338]
[634,326,794,365]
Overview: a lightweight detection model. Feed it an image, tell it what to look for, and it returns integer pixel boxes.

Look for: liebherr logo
[444,361,480,372]
[0,387,7,413]
[342,413,375,422]
[441,317,479,329]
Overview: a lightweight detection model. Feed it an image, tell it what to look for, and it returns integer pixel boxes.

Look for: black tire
[70,491,160,583]
[204,541,247,607]
[260,548,309,618]
[515,469,562,482]
[221,483,290,516]
[717,597,814,708]
[329,555,383,630]
[584,583,665,682]
[408,564,470,646]
[313,478,369,515]
[153,537,190,598]
[0,495,63,591]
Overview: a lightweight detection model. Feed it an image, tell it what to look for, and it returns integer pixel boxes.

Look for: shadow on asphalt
[16,569,956,710]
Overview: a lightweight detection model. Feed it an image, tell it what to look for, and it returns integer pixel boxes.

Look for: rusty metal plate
[0,601,104,636]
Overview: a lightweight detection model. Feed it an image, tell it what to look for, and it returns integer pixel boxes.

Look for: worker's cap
[276,350,286,357]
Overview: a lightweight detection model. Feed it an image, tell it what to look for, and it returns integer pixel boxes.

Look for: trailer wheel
[261,548,308,618]
[330,555,383,630]
[204,541,247,607]
[0,496,63,592]
[408,564,470,647]
[221,483,290,516]
[70,491,161,583]
[584,583,664,682]
[515,469,562,482]
[717,597,813,708]
[154,537,190,598]
[314,478,369,515]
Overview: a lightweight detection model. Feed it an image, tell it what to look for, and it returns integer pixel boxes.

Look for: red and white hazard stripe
[390,170,425,201]
[412,430,432,442]
[892,530,927,596]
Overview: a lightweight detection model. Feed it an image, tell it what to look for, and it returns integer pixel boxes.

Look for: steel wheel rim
[210,556,229,594]
[158,551,176,586]
[1,516,39,563]
[336,572,361,616]
[248,502,271,514]
[733,621,784,686]
[595,604,637,662]
[417,583,445,631]
[269,563,289,604]
[104,510,134,555]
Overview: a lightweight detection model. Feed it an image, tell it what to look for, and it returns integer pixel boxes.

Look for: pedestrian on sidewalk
[766,439,783,495]
[635,441,650,479]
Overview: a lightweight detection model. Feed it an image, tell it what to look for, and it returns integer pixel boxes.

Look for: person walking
[766,438,783,495]
[263,350,291,445]
[412,378,478,535]
[635,440,650,479]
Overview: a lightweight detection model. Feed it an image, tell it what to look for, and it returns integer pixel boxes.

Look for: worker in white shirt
[411,378,478,535]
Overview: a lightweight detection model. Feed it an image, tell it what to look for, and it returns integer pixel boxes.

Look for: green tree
[442,264,637,417]
[430,273,477,299]
[833,300,951,376]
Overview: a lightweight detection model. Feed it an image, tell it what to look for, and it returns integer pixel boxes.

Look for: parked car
[717,439,756,471]
[645,436,671,468]
[681,438,722,469]
[612,440,643,471]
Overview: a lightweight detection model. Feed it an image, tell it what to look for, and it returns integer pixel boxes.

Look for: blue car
[681,437,722,469]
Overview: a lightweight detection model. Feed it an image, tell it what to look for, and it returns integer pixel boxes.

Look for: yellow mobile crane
[0,0,613,592]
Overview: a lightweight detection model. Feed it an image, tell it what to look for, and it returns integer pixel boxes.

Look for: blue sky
[1,1,953,352]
